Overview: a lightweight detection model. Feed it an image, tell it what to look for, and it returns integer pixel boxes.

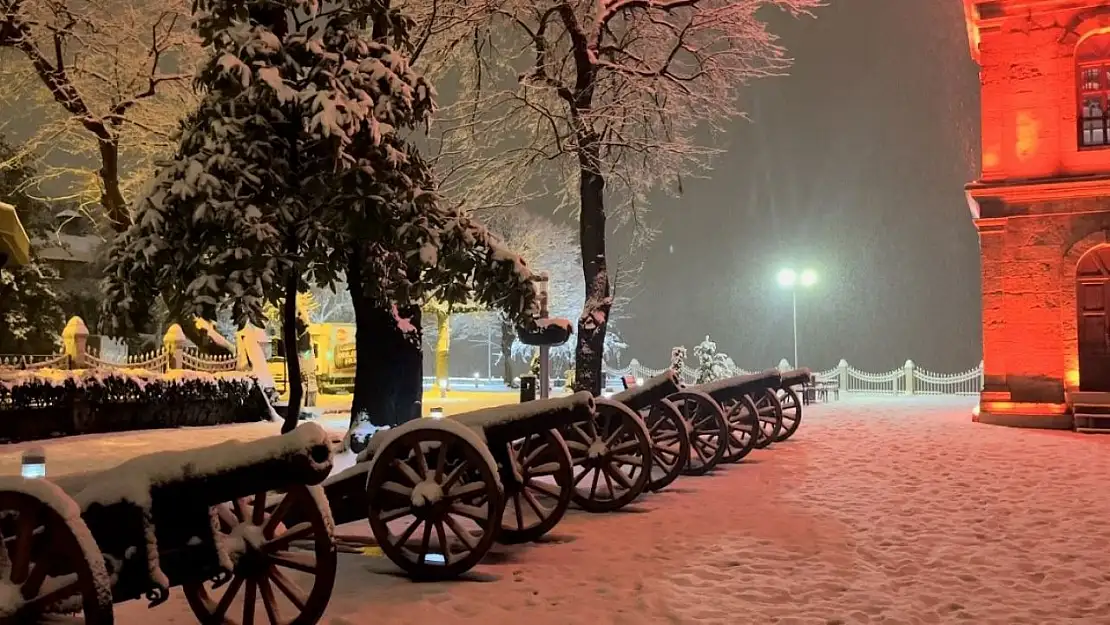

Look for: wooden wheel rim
[775,387,803,442]
[642,400,690,492]
[670,391,727,476]
[498,429,573,544]
[720,394,759,463]
[753,389,783,449]
[0,490,113,625]
[564,402,653,512]
[182,484,337,625]
[366,428,500,580]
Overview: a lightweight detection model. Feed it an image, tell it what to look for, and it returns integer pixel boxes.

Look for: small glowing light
[473,372,481,379]
[777,268,797,287]
[425,553,446,565]
[438,379,448,390]
[800,269,818,287]
[635,377,644,386]
[21,448,45,479]
[430,407,445,419]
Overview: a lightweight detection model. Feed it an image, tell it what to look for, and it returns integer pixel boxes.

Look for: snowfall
[4,394,1110,624]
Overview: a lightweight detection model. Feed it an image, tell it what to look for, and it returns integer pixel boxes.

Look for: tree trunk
[572,142,612,397]
[500,318,515,386]
[96,138,129,232]
[434,310,450,394]
[281,265,303,434]
[393,305,423,424]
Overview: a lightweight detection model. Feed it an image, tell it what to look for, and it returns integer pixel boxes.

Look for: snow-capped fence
[603,358,985,396]
[0,317,241,375]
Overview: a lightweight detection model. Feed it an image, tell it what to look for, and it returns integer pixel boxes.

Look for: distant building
[964,0,1110,430]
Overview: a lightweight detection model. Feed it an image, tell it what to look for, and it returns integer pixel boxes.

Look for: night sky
[608,0,984,374]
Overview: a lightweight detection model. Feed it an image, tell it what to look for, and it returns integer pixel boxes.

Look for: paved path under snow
[31,395,1110,624]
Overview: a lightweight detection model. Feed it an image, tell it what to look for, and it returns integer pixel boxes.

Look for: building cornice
[966,174,1110,203]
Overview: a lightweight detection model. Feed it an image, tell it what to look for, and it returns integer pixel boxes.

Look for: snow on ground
[15,394,1110,624]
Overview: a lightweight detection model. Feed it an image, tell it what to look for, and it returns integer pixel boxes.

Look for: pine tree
[105,0,546,430]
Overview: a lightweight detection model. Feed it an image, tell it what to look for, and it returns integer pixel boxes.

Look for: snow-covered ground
[16,394,1110,623]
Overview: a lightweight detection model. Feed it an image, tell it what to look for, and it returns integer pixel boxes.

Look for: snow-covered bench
[0,422,337,625]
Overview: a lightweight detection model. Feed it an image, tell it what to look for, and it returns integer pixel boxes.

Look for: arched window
[1078,32,1110,148]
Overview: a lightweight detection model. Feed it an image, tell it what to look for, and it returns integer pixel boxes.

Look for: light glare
[800,269,818,286]
[777,268,797,287]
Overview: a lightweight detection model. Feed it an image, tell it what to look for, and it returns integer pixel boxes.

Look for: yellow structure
[0,202,30,268]
[308,322,356,392]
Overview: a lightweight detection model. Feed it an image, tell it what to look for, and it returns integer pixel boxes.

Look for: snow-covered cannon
[611,371,690,492]
[0,423,337,625]
[689,370,783,463]
[769,368,813,442]
[317,392,597,581]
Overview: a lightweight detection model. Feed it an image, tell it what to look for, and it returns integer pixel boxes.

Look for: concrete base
[975,409,1073,430]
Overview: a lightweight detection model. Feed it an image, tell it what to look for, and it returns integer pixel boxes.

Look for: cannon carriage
[0,423,338,625]
[771,368,812,442]
[688,370,783,463]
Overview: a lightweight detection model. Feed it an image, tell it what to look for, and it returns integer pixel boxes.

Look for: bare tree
[404,0,820,393]
[0,0,200,233]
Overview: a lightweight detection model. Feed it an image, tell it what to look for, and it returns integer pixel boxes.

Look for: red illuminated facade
[965,0,1110,429]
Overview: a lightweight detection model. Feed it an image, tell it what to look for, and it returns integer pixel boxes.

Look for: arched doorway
[1077,245,1110,391]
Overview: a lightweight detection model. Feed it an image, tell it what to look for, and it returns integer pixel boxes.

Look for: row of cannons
[0,367,812,624]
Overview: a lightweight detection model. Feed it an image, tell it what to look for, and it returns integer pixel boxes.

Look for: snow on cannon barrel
[771,367,813,443]
[0,423,340,625]
[689,370,783,464]
[610,370,690,492]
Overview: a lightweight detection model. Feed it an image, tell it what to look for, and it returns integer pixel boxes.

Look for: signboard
[334,343,357,369]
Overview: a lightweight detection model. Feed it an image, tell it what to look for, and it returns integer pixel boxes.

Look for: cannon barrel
[61,422,334,512]
[453,390,596,445]
[692,370,783,403]
[611,370,683,412]
[778,368,814,388]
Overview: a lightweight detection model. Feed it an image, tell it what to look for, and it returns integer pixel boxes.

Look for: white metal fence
[602,358,984,396]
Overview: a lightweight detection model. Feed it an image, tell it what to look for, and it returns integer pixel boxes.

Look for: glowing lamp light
[636,377,644,386]
[438,378,448,390]
[430,407,445,419]
[776,268,797,287]
[21,448,45,479]
[800,269,818,287]
[473,372,481,379]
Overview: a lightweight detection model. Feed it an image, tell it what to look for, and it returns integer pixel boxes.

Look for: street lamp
[777,268,817,367]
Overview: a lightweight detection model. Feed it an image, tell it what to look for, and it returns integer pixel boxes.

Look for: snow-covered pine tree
[693,335,736,384]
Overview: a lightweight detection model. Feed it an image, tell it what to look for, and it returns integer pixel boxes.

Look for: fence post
[904,359,915,395]
[979,360,985,392]
[61,317,88,370]
[838,359,849,392]
[164,324,186,371]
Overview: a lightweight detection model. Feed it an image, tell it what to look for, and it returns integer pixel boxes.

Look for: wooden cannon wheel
[497,429,573,544]
[641,399,690,492]
[365,424,502,581]
[668,390,727,476]
[183,484,337,625]
[563,400,653,513]
[0,484,114,625]
[719,394,760,464]
[775,387,803,442]
[753,389,784,450]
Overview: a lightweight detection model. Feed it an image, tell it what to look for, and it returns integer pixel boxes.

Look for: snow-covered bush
[693,336,736,384]
[0,369,257,408]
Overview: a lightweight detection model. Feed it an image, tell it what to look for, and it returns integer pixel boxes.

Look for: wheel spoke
[604,422,626,447]
[269,567,307,611]
[242,579,257,625]
[252,491,268,526]
[600,465,616,497]
[9,506,35,584]
[446,480,488,501]
[394,518,421,547]
[588,468,601,500]
[213,574,244,620]
[434,439,449,482]
[612,454,644,467]
[512,492,525,529]
[440,459,470,493]
[393,458,423,486]
[234,498,251,524]
[434,521,451,565]
[258,576,281,625]
[448,503,489,524]
[380,480,414,498]
[217,504,239,529]
[263,522,315,552]
[605,464,634,491]
[521,489,548,519]
[572,467,591,486]
[24,576,81,612]
[269,550,317,574]
[443,514,477,551]
[522,441,549,468]
[527,461,561,476]
[417,520,434,564]
[263,493,296,537]
[21,560,47,599]
[526,479,561,500]
[378,506,412,523]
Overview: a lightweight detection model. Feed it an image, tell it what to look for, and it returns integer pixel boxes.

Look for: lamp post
[777,268,817,368]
